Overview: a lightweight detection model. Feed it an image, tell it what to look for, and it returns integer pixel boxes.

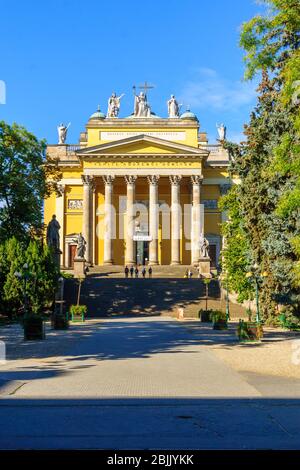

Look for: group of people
[184,266,210,279]
[124,266,153,279]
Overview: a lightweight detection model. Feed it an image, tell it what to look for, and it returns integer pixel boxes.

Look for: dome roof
[89,106,106,120]
[180,108,198,121]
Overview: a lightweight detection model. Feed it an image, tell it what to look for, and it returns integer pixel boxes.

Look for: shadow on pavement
[0,397,300,449]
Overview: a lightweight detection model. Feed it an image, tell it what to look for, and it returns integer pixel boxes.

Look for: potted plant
[203,278,211,311]
[211,310,228,330]
[69,276,87,322]
[237,319,263,342]
[52,309,69,330]
[70,304,87,322]
[198,309,213,323]
[23,312,45,340]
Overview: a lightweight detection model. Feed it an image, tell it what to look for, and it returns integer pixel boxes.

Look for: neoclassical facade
[45,96,233,268]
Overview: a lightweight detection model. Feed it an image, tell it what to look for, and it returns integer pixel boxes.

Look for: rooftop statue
[107,92,125,118]
[57,122,70,144]
[167,95,180,118]
[216,123,226,141]
[134,91,151,117]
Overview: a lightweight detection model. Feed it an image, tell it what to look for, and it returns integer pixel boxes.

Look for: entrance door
[69,244,77,268]
[136,241,149,265]
[208,244,217,268]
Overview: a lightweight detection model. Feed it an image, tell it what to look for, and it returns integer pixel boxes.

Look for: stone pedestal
[73,257,86,278]
[53,249,62,269]
[198,257,211,278]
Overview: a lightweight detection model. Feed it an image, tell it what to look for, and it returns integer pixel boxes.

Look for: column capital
[56,184,65,196]
[219,183,231,196]
[125,175,137,185]
[82,175,95,188]
[169,175,182,186]
[191,175,203,186]
[102,175,115,186]
[147,175,160,185]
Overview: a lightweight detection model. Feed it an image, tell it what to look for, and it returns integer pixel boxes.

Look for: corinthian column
[191,175,203,265]
[103,175,115,265]
[148,175,160,265]
[170,176,182,265]
[82,175,95,264]
[56,184,65,265]
[125,176,137,265]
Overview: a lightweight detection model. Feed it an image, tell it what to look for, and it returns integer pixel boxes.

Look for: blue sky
[0,0,264,144]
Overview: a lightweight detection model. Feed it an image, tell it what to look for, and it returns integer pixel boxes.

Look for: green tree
[221,0,300,323]
[1,238,25,317]
[219,185,254,303]
[0,121,61,242]
[0,238,59,318]
[24,241,59,314]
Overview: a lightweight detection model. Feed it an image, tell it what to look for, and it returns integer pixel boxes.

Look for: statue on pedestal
[76,233,86,259]
[46,215,60,251]
[167,95,180,118]
[199,234,210,258]
[57,123,71,144]
[107,92,125,118]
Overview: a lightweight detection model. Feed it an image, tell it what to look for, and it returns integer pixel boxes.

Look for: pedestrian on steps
[135,267,139,278]
[125,266,129,278]
[148,266,153,278]
[130,266,134,278]
[142,266,146,278]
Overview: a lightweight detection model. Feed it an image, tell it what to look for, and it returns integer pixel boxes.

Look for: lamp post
[219,272,230,321]
[225,275,230,322]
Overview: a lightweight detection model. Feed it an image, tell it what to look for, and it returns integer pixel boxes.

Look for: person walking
[124,266,129,278]
[148,266,153,278]
[188,268,193,279]
[184,269,188,279]
[130,266,134,278]
[142,266,146,278]
[135,267,139,278]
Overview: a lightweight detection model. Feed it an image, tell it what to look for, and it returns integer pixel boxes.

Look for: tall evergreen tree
[221,0,300,323]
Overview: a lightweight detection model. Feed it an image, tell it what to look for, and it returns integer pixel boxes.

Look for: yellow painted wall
[87,126,199,148]
[205,213,222,235]
[203,168,229,179]
[44,193,56,225]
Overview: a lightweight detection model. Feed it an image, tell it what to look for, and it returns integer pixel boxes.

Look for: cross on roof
[133,81,155,96]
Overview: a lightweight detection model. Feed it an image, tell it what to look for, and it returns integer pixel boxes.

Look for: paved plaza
[0,316,300,449]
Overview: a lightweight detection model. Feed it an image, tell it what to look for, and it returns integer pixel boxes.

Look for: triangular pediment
[76,134,208,157]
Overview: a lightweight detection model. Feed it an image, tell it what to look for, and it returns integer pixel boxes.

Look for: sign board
[133,235,152,242]
[100,131,186,142]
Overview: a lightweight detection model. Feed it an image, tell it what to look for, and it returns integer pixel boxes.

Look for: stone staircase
[64,266,247,319]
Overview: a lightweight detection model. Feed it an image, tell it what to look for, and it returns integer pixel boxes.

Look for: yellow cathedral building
[44,88,233,269]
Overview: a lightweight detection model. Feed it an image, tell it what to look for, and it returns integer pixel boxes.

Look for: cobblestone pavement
[0,317,259,398]
[0,316,300,449]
